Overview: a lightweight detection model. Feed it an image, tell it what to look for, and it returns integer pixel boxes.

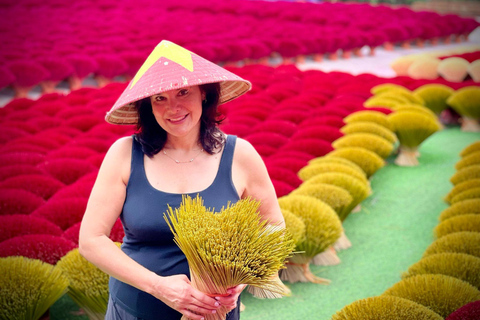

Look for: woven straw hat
[106,40,252,125]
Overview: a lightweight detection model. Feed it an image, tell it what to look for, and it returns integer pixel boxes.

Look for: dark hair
[134,83,225,157]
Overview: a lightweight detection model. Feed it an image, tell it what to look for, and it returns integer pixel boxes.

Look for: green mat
[51,127,479,320]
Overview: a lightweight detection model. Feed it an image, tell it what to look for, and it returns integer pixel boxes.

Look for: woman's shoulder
[232,137,263,165]
[104,136,134,162]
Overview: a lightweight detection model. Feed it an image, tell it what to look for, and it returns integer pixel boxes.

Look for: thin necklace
[163,147,204,164]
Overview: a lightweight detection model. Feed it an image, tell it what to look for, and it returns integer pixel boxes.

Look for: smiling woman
[136,83,222,158]
[79,40,287,320]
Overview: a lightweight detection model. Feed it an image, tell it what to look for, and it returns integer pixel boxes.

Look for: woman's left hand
[214,284,247,312]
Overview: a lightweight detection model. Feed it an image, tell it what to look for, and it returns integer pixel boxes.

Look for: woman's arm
[79,136,219,320]
[216,138,287,310]
[232,137,285,227]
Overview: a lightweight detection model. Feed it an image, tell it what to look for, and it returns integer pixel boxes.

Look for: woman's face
[150,86,205,139]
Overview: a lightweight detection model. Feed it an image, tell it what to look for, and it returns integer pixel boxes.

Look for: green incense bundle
[460,141,480,157]
[165,195,295,320]
[332,295,442,320]
[278,195,342,283]
[402,252,480,289]
[387,111,441,166]
[444,179,480,204]
[55,245,118,320]
[412,83,454,115]
[340,121,398,144]
[439,199,480,221]
[384,274,480,318]
[455,151,480,170]
[447,86,480,132]
[434,214,480,239]
[344,110,392,130]
[332,133,394,159]
[0,256,69,320]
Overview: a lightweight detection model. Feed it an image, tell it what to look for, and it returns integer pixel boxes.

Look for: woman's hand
[151,274,221,320]
[213,284,247,312]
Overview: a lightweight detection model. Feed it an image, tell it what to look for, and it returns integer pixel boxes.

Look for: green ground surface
[51,127,480,320]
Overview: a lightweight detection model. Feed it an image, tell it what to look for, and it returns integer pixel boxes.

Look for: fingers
[212,285,246,311]
[181,305,217,320]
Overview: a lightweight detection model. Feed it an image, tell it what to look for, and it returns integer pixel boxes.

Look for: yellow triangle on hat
[129,40,194,89]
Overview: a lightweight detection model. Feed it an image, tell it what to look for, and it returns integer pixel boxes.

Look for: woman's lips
[168,114,188,123]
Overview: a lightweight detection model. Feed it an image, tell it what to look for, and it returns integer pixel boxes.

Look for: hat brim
[105,79,251,125]
[105,40,252,125]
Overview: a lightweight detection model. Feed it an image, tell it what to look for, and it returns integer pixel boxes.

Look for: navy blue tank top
[109,135,241,320]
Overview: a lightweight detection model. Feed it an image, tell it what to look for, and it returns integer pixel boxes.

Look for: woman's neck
[164,133,201,151]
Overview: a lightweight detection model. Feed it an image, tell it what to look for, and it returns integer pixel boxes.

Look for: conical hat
[106,40,252,125]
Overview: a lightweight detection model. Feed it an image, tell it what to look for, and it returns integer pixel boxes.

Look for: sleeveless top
[109,135,241,320]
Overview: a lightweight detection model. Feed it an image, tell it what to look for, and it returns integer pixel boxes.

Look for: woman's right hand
[151,274,221,320]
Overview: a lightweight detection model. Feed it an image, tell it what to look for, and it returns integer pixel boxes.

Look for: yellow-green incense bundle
[434,214,480,239]
[0,256,69,320]
[327,147,385,178]
[277,195,342,284]
[332,295,442,320]
[340,121,398,144]
[460,141,480,157]
[344,110,392,130]
[439,199,480,221]
[56,246,118,320]
[456,151,480,170]
[164,195,294,318]
[308,156,366,175]
[383,274,480,318]
[412,83,454,115]
[402,252,480,289]
[332,133,394,159]
[387,111,441,166]
[444,179,480,204]
[298,162,368,184]
[300,172,371,221]
[291,183,353,216]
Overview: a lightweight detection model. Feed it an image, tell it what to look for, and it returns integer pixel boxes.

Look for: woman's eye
[179,89,188,96]
[154,96,165,101]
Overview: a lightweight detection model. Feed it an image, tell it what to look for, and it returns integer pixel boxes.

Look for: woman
[79,40,285,320]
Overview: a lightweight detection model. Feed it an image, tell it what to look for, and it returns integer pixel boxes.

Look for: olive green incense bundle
[371,83,411,95]
[55,246,119,320]
[402,252,480,289]
[291,184,353,252]
[300,172,371,221]
[393,104,438,121]
[387,111,441,166]
[340,121,398,144]
[331,295,443,320]
[165,195,295,319]
[308,156,366,175]
[344,110,392,131]
[455,151,480,170]
[444,179,480,204]
[439,199,480,221]
[332,133,394,159]
[383,274,480,318]
[278,195,342,283]
[451,188,480,204]
[460,141,480,157]
[447,86,480,132]
[412,83,454,115]
[0,256,69,320]
[298,162,368,185]
[423,231,480,259]
[450,164,480,185]
[434,214,480,239]
[281,209,306,245]
[327,147,385,178]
